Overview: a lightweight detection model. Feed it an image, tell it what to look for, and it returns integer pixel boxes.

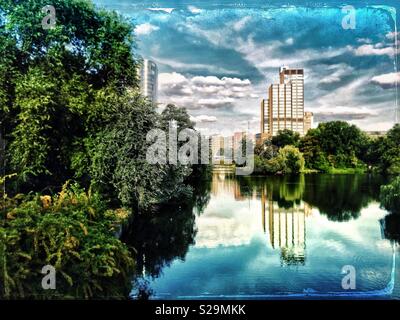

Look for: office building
[261,67,305,136]
[304,112,314,133]
[139,59,158,103]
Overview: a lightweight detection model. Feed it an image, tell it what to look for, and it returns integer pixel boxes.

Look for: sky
[93,0,400,136]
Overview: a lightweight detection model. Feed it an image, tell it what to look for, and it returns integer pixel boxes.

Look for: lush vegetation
[255,121,400,175]
[0,180,134,299]
[0,0,207,299]
[380,177,400,215]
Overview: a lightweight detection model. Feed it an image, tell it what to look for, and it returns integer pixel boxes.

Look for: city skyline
[94,0,399,136]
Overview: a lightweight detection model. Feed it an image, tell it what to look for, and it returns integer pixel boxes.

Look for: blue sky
[94,0,399,135]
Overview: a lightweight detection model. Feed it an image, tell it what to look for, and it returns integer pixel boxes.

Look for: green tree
[371,124,400,174]
[299,121,370,171]
[272,129,300,148]
[380,177,400,214]
[278,145,305,174]
[0,0,139,190]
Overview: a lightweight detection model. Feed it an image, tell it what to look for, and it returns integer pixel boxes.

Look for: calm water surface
[128,174,400,299]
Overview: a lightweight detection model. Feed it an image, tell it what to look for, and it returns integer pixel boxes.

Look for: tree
[278,145,305,174]
[299,121,370,171]
[0,0,139,191]
[370,124,400,174]
[272,129,300,148]
[380,177,400,214]
[89,98,195,210]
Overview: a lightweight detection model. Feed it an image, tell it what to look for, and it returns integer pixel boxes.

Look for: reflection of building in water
[210,173,249,201]
[261,193,312,266]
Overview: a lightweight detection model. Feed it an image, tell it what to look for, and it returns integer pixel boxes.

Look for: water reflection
[125,178,211,298]
[130,173,399,299]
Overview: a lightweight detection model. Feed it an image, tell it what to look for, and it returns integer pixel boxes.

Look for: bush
[380,177,400,214]
[0,182,134,299]
[278,145,305,174]
[88,95,193,210]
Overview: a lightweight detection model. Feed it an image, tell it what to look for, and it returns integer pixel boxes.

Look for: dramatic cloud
[352,44,396,57]
[158,72,256,109]
[318,64,354,84]
[190,115,218,123]
[147,8,174,14]
[188,5,202,14]
[371,72,400,89]
[233,16,251,32]
[105,1,398,133]
[135,23,159,35]
[312,106,376,122]
[386,31,400,40]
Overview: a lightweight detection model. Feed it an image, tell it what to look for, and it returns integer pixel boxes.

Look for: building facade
[139,59,158,103]
[304,112,314,133]
[261,67,305,137]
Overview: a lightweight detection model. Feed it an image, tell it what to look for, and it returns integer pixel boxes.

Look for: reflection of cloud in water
[194,194,262,248]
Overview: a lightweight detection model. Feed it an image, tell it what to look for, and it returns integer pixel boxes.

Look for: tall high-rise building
[261,67,305,136]
[139,59,158,103]
[304,112,314,133]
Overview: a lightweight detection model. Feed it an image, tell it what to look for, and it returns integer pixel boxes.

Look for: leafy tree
[380,177,400,214]
[370,124,400,174]
[272,129,300,148]
[278,145,305,174]
[299,121,370,171]
[0,0,139,191]
[88,97,195,210]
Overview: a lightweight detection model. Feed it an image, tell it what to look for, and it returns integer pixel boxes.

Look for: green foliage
[0,0,139,190]
[88,95,193,210]
[254,145,304,175]
[272,129,300,148]
[278,145,305,174]
[0,182,134,299]
[380,177,400,214]
[299,121,369,172]
[369,124,400,174]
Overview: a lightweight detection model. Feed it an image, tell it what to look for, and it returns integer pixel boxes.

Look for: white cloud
[155,57,237,75]
[352,44,396,57]
[233,16,251,32]
[158,72,257,109]
[190,115,218,123]
[319,63,354,84]
[285,37,294,45]
[135,23,159,36]
[371,72,400,89]
[188,6,202,14]
[357,38,372,44]
[385,31,400,40]
[147,8,174,14]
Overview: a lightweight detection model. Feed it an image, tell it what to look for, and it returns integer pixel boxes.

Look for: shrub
[380,177,400,214]
[278,145,305,174]
[0,182,134,299]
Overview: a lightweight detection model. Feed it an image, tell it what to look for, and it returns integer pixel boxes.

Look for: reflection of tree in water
[302,174,386,222]
[237,174,386,222]
[123,177,211,299]
[381,213,400,245]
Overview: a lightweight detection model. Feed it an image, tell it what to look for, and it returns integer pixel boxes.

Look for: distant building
[233,131,246,152]
[139,59,158,103]
[255,132,269,146]
[365,131,387,139]
[304,112,314,133]
[209,135,235,163]
[261,67,306,136]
